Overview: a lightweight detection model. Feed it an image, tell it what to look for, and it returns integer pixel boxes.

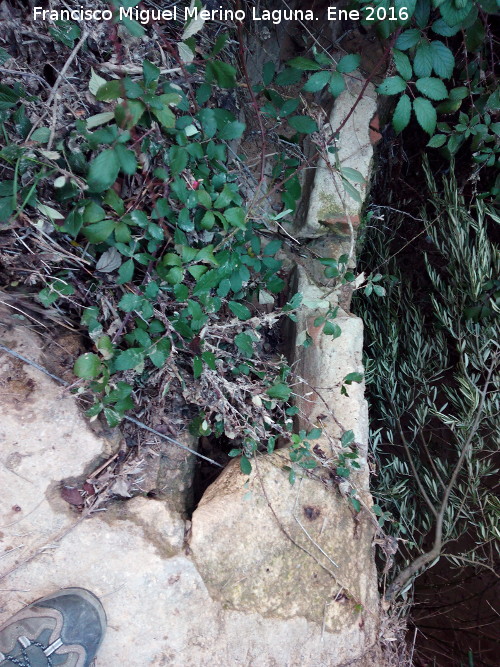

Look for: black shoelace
[2,640,53,667]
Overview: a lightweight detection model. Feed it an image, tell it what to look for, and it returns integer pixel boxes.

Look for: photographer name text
[33,5,410,26]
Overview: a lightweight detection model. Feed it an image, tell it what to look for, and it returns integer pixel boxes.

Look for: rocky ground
[0,318,381,666]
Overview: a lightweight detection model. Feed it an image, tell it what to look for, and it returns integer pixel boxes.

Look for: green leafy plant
[1,34,355,481]
[355,160,499,599]
[356,0,498,195]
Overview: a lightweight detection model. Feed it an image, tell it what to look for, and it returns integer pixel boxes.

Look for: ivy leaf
[114,348,144,371]
[240,455,252,474]
[430,41,455,79]
[219,120,245,140]
[413,97,437,135]
[337,54,360,73]
[288,56,321,70]
[87,149,120,192]
[82,219,115,243]
[415,77,448,101]
[392,49,412,81]
[427,134,447,148]
[377,76,407,96]
[395,29,421,50]
[413,42,433,77]
[328,71,345,97]
[114,144,137,175]
[73,353,102,379]
[343,372,364,384]
[266,383,291,401]
[234,332,253,357]
[392,94,411,133]
[302,70,330,92]
[229,301,252,320]
[288,115,318,134]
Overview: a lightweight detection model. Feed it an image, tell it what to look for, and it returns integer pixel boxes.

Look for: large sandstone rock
[190,454,379,664]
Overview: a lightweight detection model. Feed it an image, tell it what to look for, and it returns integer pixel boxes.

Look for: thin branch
[440,554,500,578]
[387,354,497,599]
[98,63,181,75]
[393,412,438,519]
[236,9,267,205]
[46,30,89,107]
[0,67,51,89]
[419,431,447,492]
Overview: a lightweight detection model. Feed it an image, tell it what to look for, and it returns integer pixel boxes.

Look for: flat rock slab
[0,324,114,567]
[2,515,380,666]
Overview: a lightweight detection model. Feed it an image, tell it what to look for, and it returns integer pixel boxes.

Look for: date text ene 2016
[328,6,409,21]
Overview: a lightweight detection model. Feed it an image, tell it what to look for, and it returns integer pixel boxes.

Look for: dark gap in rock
[189,436,234,514]
[43,63,57,86]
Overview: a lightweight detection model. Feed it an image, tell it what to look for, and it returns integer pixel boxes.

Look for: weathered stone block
[295,75,377,238]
